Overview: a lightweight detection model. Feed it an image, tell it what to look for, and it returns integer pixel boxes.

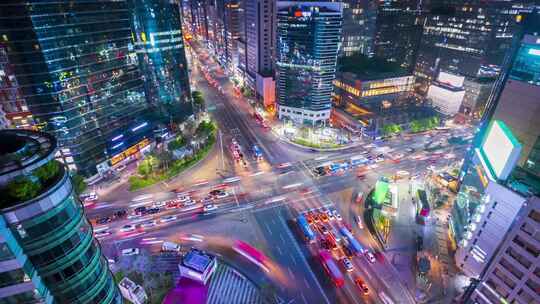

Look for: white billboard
[479,120,522,181]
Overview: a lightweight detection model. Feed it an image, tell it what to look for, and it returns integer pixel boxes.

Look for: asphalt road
[89,38,474,304]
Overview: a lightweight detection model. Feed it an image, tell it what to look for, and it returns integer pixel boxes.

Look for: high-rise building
[466,195,540,304]
[491,32,540,178]
[0,43,34,129]
[451,10,540,282]
[276,1,342,125]
[131,0,193,121]
[373,0,423,71]
[0,1,154,177]
[341,0,377,57]
[414,1,523,88]
[0,129,121,304]
[244,0,276,108]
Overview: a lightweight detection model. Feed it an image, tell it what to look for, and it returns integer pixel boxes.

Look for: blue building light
[528,48,540,56]
[111,134,124,141]
[111,142,124,150]
[131,122,148,132]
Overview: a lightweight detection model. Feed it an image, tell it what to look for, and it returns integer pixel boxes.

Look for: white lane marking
[278,214,330,304]
[282,183,302,190]
[250,171,264,177]
[315,155,328,161]
[287,267,295,279]
[277,246,283,256]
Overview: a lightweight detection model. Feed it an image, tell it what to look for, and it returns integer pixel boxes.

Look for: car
[120,225,136,232]
[277,162,292,169]
[354,277,369,295]
[166,201,178,209]
[305,212,314,224]
[127,214,141,220]
[365,251,376,263]
[356,192,364,204]
[154,201,166,208]
[343,245,354,258]
[141,220,157,228]
[134,206,147,215]
[313,212,321,223]
[115,164,127,172]
[95,230,111,238]
[183,199,196,206]
[320,212,329,222]
[215,191,229,199]
[96,217,111,225]
[177,195,191,203]
[114,210,127,218]
[332,210,342,221]
[209,189,223,196]
[405,147,415,153]
[121,248,140,256]
[160,215,177,223]
[320,225,329,235]
[325,209,334,220]
[356,215,364,229]
[342,258,354,272]
[203,204,217,212]
[146,207,160,214]
[320,239,329,250]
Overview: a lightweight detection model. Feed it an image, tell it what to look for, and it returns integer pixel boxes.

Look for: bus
[233,240,269,272]
[297,215,316,243]
[350,155,368,167]
[339,227,364,254]
[319,250,344,287]
[253,145,262,161]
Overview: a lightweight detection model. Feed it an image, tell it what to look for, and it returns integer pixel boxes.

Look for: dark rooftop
[337,53,408,80]
[182,249,214,273]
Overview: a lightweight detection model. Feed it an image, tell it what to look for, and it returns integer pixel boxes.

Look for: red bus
[233,240,270,272]
[319,250,344,287]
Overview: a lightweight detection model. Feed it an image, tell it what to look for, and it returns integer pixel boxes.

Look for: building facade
[414,1,523,88]
[131,0,193,122]
[0,129,121,304]
[461,77,496,120]
[373,0,423,72]
[467,196,540,304]
[427,71,466,116]
[340,0,377,57]
[0,43,34,129]
[276,1,342,125]
[0,1,154,177]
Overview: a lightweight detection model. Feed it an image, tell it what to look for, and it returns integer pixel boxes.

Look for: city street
[86,38,473,304]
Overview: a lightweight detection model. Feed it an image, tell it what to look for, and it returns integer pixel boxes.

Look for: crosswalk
[207,263,263,304]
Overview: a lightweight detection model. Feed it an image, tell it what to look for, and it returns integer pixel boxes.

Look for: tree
[72,174,87,195]
[167,136,185,151]
[6,177,41,201]
[192,91,205,111]
[34,160,60,183]
[138,156,158,177]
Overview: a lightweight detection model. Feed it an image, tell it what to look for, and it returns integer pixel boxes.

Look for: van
[161,241,181,252]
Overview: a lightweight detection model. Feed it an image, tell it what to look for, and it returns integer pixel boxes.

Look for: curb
[272,129,362,152]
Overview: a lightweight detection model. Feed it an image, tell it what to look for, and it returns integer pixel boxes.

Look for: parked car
[121,248,140,256]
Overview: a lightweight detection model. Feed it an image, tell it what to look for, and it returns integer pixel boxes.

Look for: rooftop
[337,53,408,80]
[182,249,215,273]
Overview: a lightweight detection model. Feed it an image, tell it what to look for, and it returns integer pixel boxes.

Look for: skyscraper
[0,1,153,177]
[131,0,193,122]
[374,0,423,71]
[0,129,121,304]
[276,1,342,125]
[414,1,523,87]
[341,0,377,57]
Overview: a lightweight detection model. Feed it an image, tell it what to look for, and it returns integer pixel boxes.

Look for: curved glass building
[0,130,121,304]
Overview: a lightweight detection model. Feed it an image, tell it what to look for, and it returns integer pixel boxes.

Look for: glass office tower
[131,0,193,122]
[276,1,342,126]
[0,1,152,177]
[0,129,121,304]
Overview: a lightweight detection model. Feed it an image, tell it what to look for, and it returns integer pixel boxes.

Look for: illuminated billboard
[478,120,522,181]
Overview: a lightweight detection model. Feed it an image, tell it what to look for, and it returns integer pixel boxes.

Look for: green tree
[138,156,158,177]
[34,160,60,183]
[72,174,87,195]
[192,91,205,111]
[7,177,41,201]
[167,136,185,151]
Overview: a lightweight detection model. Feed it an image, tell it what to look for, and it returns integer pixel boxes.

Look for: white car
[183,199,196,206]
[127,214,141,220]
[365,251,376,263]
[154,201,166,208]
[121,248,140,256]
[325,209,334,220]
[120,225,136,233]
[342,258,354,272]
[177,195,191,203]
[95,230,111,238]
[332,210,342,221]
[160,215,177,223]
[215,191,229,199]
[356,215,364,229]
[141,220,157,228]
[203,204,217,212]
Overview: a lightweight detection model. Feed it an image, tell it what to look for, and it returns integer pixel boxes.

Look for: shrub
[72,174,87,195]
[6,177,41,201]
[34,160,60,183]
